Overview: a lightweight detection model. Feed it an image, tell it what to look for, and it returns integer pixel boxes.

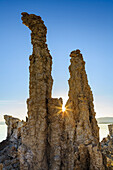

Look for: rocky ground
[0,115,23,170]
[101,124,113,169]
[0,139,20,170]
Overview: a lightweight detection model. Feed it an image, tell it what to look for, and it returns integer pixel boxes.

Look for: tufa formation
[0,116,23,169]
[101,124,113,169]
[0,12,107,169]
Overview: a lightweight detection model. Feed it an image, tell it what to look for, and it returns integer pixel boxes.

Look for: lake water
[0,124,7,142]
[98,124,109,141]
[0,123,111,142]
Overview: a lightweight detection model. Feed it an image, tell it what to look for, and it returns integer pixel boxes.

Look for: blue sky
[0,0,113,121]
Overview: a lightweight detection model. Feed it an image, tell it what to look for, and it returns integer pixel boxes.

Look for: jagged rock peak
[4,115,21,125]
[69,49,85,67]
[21,12,45,29]
[70,49,81,57]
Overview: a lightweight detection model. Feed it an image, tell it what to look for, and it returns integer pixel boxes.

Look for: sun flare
[62,105,66,112]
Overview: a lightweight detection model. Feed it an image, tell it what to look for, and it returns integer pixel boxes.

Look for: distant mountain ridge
[97,117,113,124]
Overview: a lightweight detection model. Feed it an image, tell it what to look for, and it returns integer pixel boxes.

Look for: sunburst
[62,105,66,112]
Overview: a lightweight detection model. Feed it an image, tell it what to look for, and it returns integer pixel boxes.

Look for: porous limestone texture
[108,125,113,137]
[101,124,113,169]
[61,50,106,170]
[0,12,107,170]
[0,115,23,170]
[47,98,64,170]
[4,115,23,141]
[19,12,53,170]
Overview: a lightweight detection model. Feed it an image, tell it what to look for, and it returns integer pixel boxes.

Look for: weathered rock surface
[0,115,23,170]
[60,50,106,170]
[101,124,113,169]
[108,125,113,137]
[4,115,23,141]
[19,12,53,170]
[0,12,107,169]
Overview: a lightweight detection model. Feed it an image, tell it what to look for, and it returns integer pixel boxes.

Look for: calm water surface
[0,123,111,142]
[98,124,109,141]
[0,124,7,142]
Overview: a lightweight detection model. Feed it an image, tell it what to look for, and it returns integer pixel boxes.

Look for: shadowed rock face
[0,115,23,170]
[101,124,113,169]
[0,12,106,170]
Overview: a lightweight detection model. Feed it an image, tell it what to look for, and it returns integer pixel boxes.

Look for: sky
[0,0,113,121]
